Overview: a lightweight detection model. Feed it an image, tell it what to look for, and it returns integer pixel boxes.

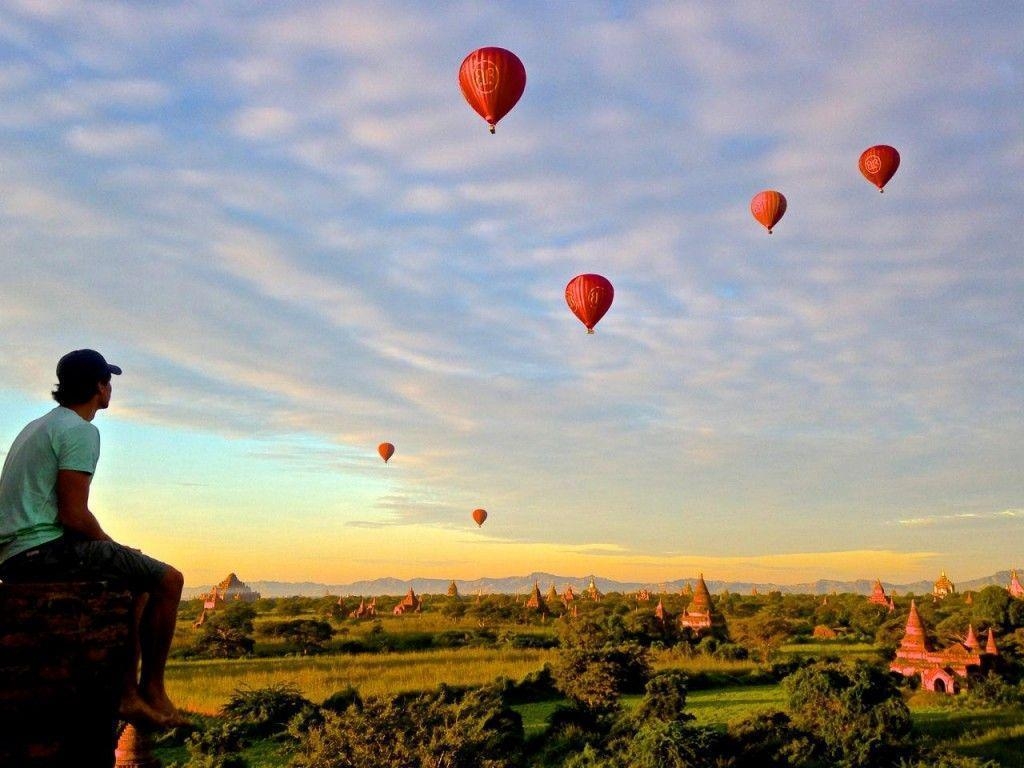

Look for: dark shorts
[0,537,169,593]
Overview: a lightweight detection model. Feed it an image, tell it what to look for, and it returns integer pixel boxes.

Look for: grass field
[166,647,556,714]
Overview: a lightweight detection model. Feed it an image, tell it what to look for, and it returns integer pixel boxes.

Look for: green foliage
[178,721,250,768]
[617,721,723,768]
[730,614,794,662]
[784,660,913,767]
[964,670,1024,708]
[196,604,257,659]
[292,684,524,768]
[259,619,334,655]
[220,683,316,739]
[633,671,695,724]
[321,685,362,714]
[727,710,814,768]
[898,750,1000,768]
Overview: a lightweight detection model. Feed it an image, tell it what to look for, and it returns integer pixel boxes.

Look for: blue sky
[0,1,1021,587]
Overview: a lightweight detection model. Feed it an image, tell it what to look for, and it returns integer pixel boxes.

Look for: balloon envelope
[750,190,787,234]
[565,274,614,334]
[472,508,487,527]
[378,442,395,463]
[859,145,900,191]
[459,47,526,133]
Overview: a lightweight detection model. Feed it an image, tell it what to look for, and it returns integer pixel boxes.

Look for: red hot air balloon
[378,442,395,463]
[750,190,787,234]
[566,274,614,334]
[472,508,487,527]
[859,145,900,192]
[458,47,526,134]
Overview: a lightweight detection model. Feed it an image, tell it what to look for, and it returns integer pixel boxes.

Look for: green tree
[784,660,912,767]
[633,671,695,724]
[263,619,334,655]
[196,602,256,658]
[972,585,1014,631]
[292,685,523,768]
[553,618,650,716]
[730,614,793,662]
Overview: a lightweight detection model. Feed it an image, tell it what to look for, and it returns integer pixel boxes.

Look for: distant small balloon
[378,442,395,463]
[472,508,488,527]
[750,190,787,234]
[859,145,900,192]
[565,274,614,334]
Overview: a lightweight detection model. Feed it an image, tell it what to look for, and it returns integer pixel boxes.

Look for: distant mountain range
[183,569,1022,600]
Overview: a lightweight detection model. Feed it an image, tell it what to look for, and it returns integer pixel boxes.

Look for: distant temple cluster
[188,567,1024,698]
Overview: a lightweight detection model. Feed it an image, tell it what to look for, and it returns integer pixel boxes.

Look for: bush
[176,721,249,768]
[292,685,524,768]
[321,685,362,714]
[784,660,913,767]
[220,683,317,739]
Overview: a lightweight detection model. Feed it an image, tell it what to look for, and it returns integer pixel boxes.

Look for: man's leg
[138,566,186,724]
[117,592,173,727]
[71,540,188,727]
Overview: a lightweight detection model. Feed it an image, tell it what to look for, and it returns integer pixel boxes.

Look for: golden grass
[167,648,556,715]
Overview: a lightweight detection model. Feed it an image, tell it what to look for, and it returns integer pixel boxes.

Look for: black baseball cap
[56,349,122,386]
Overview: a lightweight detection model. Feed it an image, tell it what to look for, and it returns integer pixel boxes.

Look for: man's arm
[57,469,113,541]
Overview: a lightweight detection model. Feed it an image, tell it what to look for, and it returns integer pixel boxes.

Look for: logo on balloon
[472,61,500,93]
[587,287,606,307]
[863,154,881,174]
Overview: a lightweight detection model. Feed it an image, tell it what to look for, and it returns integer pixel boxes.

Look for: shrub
[321,685,362,714]
[220,683,316,739]
[177,721,249,768]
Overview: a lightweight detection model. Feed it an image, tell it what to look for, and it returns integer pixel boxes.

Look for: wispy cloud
[895,510,1022,528]
[0,3,1020,581]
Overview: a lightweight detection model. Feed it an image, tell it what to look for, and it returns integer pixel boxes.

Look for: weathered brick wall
[0,581,134,767]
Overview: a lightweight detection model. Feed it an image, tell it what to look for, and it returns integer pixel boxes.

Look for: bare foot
[119,691,172,729]
[141,686,191,727]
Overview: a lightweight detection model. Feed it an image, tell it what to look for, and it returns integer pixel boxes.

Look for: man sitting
[0,349,187,728]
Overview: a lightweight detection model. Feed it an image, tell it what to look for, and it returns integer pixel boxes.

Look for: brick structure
[0,581,134,766]
[585,577,603,602]
[889,600,998,693]
[1009,570,1024,599]
[348,596,376,618]
[679,573,723,636]
[393,588,421,615]
[653,597,669,624]
[868,579,895,610]
[545,584,560,606]
[525,582,548,614]
[933,571,956,600]
[201,573,260,611]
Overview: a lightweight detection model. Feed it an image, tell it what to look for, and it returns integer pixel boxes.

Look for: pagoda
[868,579,895,611]
[653,597,669,625]
[889,600,998,693]
[393,588,421,615]
[1008,570,1024,599]
[585,577,603,602]
[933,571,956,600]
[546,584,560,606]
[562,585,576,607]
[525,582,548,614]
[201,573,260,610]
[349,596,376,618]
[447,581,459,598]
[678,573,723,636]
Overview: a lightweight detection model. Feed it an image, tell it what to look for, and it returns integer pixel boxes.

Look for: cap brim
[108,364,123,375]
